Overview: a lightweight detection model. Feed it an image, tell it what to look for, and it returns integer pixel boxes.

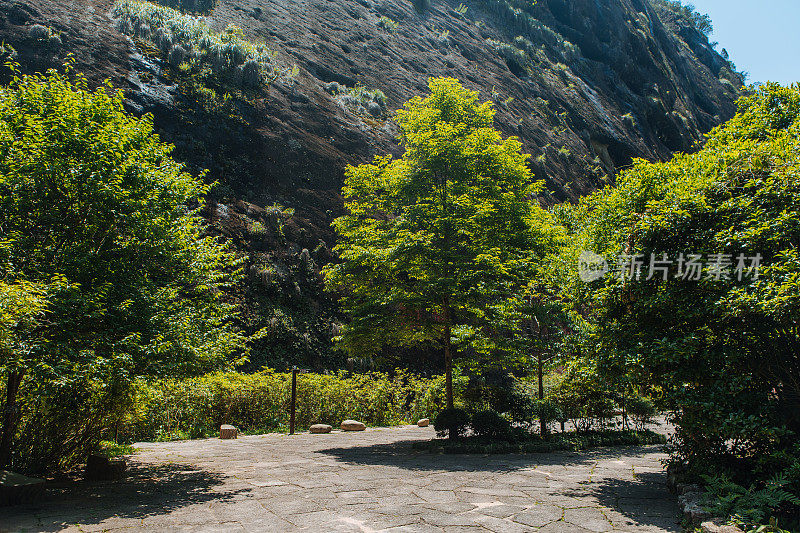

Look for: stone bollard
[340,420,366,431]
[85,455,127,481]
[310,424,333,434]
[220,424,238,439]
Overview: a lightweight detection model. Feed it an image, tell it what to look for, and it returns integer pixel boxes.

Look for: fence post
[289,366,297,435]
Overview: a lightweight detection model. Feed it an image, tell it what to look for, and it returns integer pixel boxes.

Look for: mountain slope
[0,0,743,369]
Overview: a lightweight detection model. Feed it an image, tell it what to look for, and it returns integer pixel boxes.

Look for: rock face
[0,470,45,506]
[341,420,366,431]
[85,454,127,481]
[0,0,741,209]
[309,424,333,434]
[220,424,238,439]
[417,418,430,427]
[0,0,743,370]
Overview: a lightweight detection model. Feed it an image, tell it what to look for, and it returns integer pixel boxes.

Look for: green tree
[0,64,246,472]
[324,77,559,409]
[572,83,800,526]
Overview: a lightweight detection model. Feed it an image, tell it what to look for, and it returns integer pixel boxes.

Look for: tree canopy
[0,64,246,472]
[325,77,563,408]
[567,83,800,525]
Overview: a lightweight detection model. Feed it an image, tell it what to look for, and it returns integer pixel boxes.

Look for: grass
[412,429,667,454]
[98,441,137,458]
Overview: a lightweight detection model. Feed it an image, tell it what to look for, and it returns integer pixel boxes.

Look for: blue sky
[689,0,800,85]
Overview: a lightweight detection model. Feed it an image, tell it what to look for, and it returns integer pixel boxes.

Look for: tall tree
[570,83,800,525]
[325,77,559,408]
[0,64,246,472]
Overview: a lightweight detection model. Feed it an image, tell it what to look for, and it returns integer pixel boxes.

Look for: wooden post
[289,366,297,435]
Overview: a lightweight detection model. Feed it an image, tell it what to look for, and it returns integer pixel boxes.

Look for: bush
[572,83,800,528]
[434,408,470,440]
[112,0,297,90]
[626,396,655,431]
[377,16,399,32]
[118,370,446,441]
[470,410,512,441]
[532,398,563,433]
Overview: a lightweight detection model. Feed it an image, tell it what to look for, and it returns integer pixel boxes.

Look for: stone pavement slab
[0,426,679,532]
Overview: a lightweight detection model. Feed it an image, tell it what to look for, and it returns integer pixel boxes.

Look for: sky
[689,0,800,86]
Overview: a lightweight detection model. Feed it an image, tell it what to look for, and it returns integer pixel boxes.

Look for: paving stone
[562,507,613,532]
[0,425,679,532]
[511,504,563,528]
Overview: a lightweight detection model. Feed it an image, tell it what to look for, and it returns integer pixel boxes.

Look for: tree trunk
[621,388,629,430]
[538,350,547,436]
[444,323,453,410]
[0,370,24,469]
[443,296,453,410]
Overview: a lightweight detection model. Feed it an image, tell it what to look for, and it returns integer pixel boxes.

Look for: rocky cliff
[0,0,743,369]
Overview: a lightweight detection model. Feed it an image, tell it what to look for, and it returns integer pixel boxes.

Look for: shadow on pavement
[317,438,667,472]
[568,470,681,532]
[0,462,250,532]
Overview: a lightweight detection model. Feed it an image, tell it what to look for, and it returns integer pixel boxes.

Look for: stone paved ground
[0,426,680,532]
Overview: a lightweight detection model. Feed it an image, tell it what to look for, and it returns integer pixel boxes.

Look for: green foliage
[325,77,561,408]
[241,247,346,372]
[650,0,713,35]
[113,0,297,91]
[434,408,471,440]
[531,397,562,428]
[476,0,578,65]
[568,83,800,528]
[470,410,512,440]
[98,441,136,458]
[701,473,800,526]
[377,16,399,32]
[120,370,446,440]
[0,65,246,473]
[627,395,656,431]
[334,83,387,119]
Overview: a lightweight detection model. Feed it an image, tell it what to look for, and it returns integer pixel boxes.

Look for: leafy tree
[325,77,559,409]
[572,83,800,527]
[0,64,246,472]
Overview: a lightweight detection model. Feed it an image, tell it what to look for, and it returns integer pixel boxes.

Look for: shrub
[573,83,800,528]
[414,429,666,454]
[168,44,186,66]
[434,408,470,440]
[112,0,297,90]
[118,370,446,441]
[377,16,399,32]
[532,398,563,433]
[333,83,387,118]
[470,410,512,441]
[626,396,655,431]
